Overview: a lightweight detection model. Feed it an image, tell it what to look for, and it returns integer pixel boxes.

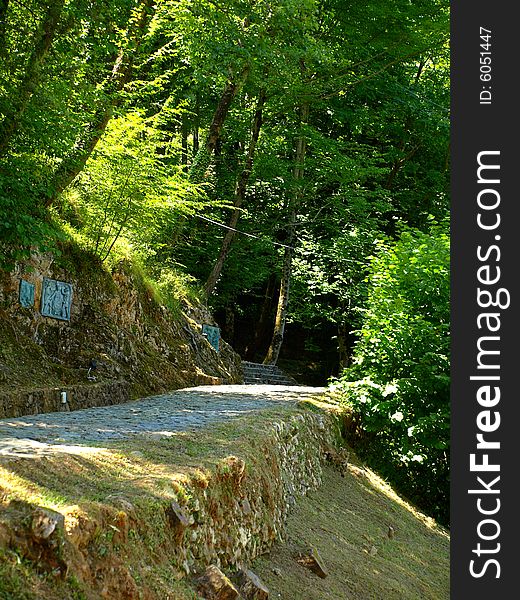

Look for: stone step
[244,380,296,386]
[242,366,287,375]
[244,377,294,384]
[243,372,289,380]
[242,363,277,369]
[243,373,291,381]
[241,362,298,386]
[242,366,280,371]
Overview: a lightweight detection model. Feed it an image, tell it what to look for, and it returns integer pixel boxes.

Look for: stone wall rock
[163,411,335,575]
[0,381,131,418]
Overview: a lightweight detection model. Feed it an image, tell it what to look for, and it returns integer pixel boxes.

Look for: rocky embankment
[0,245,242,417]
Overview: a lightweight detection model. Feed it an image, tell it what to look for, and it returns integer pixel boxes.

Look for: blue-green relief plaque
[202,324,220,352]
[19,280,35,308]
[40,278,73,321]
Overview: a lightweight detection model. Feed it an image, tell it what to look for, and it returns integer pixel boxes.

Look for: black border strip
[451,2,519,596]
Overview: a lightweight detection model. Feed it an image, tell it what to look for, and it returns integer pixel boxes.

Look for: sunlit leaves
[66,111,212,261]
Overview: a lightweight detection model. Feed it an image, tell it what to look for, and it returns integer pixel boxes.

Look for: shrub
[333,222,449,524]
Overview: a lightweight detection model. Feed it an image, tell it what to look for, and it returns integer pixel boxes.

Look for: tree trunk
[181,116,188,169]
[193,94,200,157]
[172,65,250,259]
[0,0,9,54]
[204,88,266,295]
[245,273,277,360]
[45,0,154,205]
[337,321,350,373]
[263,101,309,365]
[188,64,250,183]
[203,210,240,296]
[0,0,65,156]
[206,67,250,155]
[224,304,235,344]
[263,212,296,365]
[385,143,419,190]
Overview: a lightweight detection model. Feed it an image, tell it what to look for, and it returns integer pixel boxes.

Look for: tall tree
[0,0,65,156]
[188,64,250,180]
[0,0,8,51]
[204,87,266,295]
[264,100,309,365]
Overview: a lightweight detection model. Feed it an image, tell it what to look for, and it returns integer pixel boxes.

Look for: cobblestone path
[0,385,325,458]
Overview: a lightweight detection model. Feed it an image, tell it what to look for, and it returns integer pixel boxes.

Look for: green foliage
[333,222,449,523]
[0,197,55,270]
[291,228,373,329]
[63,111,210,262]
[156,268,204,314]
[0,549,34,600]
[0,0,450,521]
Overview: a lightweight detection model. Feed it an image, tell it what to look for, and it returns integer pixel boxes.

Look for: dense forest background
[0,0,449,522]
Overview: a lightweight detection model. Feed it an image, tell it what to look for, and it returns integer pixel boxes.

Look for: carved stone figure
[19,280,35,308]
[40,278,73,321]
[202,324,220,352]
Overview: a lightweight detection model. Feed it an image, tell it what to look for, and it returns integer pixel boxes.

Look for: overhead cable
[194,214,295,250]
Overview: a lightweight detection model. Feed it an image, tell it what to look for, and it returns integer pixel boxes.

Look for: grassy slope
[253,461,449,600]
[0,403,448,600]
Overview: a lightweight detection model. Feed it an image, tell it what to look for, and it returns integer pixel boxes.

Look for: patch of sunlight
[92,449,195,492]
[145,431,179,437]
[0,466,68,508]
[348,463,449,536]
[0,438,107,458]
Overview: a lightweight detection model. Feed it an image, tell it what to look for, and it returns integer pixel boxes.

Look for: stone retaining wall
[171,411,335,574]
[0,381,131,418]
[0,249,243,418]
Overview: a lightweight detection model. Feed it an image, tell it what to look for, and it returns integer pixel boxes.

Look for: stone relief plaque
[40,278,73,321]
[19,279,35,308]
[202,324,220,352]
